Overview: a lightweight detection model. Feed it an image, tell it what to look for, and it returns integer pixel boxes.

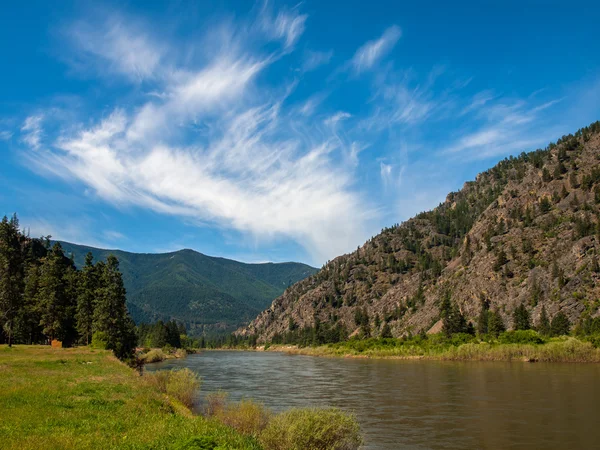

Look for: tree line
[0,214,136,360]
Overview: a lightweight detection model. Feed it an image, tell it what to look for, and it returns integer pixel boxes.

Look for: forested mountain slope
[58,242,316,333]
[239,121,600,343]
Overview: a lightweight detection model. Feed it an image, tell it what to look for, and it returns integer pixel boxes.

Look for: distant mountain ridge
[57,241,317,334]
[239,121,600,342]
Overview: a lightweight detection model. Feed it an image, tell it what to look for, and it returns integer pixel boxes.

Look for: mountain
[57,242,317,334]
[239,121,600,342]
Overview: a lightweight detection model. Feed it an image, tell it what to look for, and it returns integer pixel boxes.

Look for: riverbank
[0,345,259,449]
[263,335,600,363]
[0,345,362,449]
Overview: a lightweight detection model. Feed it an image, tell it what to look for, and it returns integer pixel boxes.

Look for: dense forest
[58,241,317,334]
[0,215,136,360]
[238,121,600,346]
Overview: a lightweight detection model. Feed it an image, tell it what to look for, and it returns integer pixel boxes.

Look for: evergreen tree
[493,249,508,271]
[550,311,571,336]
[477,298,490,335]
[380,321,392,338]
[0,214,24,346]
[512,303,531,330]
[537,304,550,336]
[94,255,136,359]
[441,292,468,337]
[36,243,76,343]
[487,310,505,337]
[76,253,98,345]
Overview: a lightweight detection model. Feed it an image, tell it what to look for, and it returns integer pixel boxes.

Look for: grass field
[0,345,259,450]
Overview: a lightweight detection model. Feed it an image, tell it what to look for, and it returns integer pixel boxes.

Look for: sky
[1,0,599,266]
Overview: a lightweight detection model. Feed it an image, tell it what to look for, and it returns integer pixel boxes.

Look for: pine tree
[380,321,392,338]
[512,303,531,330]
[94,255,136,359]
[36,243,76,343]
[477,297,490,335]
[537,304,550,336]
[550,311,571,336]
[487,310,505,337]
[0,214,24,346]
[76,253,98,345]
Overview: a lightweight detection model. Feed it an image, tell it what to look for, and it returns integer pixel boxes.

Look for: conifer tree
[93,255,136,359]
[550,311,570,336]
[477,298,490,335]
[380,321,392,338]
[512,303,531,330]
[36,243,76,343]
[76,253,98,345]
[0,214,24,346]
[487,310,505,337]
[537,304,550,336]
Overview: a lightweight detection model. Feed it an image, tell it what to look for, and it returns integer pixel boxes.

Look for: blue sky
[1,0,599,266]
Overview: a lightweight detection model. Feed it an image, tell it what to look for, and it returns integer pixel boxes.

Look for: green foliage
[537,305,551,336]
[0,214,136,360]
[58,241,317,331]
[550,311,571,336]
[91,331,108,349]
[512,304,531,330]
[498,330,545,344]
[487,310,506,337]
[259,407,362,450]
[146,368,201,408]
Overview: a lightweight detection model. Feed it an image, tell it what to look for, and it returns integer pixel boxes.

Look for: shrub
[91,331,108,349]
[218,399,271,437]
[146,368,201,408]
[204,391,229,417]
[498,330,545,345]
[166,368,201,408]
[259,407,362,450]
[142,348,167,363]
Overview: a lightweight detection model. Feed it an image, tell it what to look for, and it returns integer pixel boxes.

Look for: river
[148,351,600,449]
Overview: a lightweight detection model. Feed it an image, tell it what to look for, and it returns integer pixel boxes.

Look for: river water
[148,351,600,449]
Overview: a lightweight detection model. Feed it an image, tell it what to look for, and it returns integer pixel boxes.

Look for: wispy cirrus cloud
[351,25,401,73]
[19,6,371,264]
[302,50,333,72]
[21,115,44,150]
[66,16,164,82]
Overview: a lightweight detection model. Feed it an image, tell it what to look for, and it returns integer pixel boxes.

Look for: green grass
[0,345,259,450]
[269,334,600,363]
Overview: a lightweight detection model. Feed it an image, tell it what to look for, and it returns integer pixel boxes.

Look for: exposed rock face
[239,122,600,342]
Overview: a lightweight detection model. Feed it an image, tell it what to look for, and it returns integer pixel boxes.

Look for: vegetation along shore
[0,345,362,450]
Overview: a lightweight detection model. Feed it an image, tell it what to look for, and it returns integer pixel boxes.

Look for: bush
[91,331,108,350]
[218,399,271,437]
[142,348,167,363]
[259,407,362,450]
[498,330,545,345]
[146,368,201,408]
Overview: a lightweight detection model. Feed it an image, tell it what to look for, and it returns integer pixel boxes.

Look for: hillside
[239,121,600,343]
[57,242,316,333]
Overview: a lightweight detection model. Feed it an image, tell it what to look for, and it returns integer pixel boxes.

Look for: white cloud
[68,16,163,82]
[21,115,44,150]
[21,9,371,264]
[0,131,13,140]
[302,50,333,72]
[324,111,351,126]
[351,25,401,73]
[260,8,307,50]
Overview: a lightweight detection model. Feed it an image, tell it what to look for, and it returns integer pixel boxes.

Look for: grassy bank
[265,334,600,363]
[0,345,259,449]
[0,345,362,449]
